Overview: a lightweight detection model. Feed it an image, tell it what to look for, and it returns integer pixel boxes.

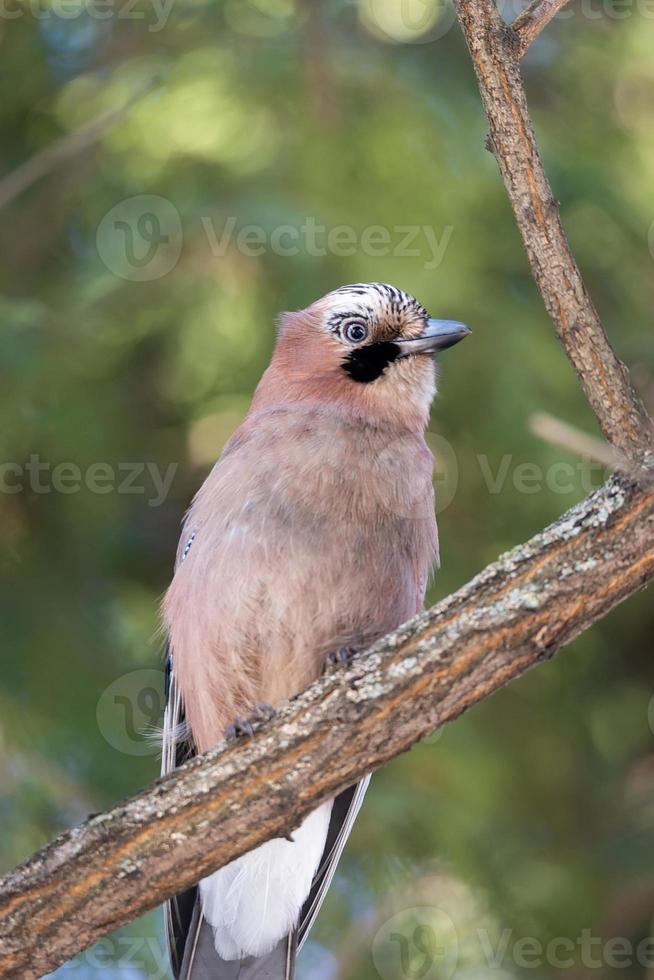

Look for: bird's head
[254,282,470,431]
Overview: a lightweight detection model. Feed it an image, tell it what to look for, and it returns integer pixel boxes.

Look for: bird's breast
[165,406,438,748]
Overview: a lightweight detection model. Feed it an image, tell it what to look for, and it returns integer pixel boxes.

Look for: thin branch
[511,0,572,57]
[0,81,157,211]
[0,472,652,979]
[453,0,653,463]
[296,0,340,125]
[529,411,620,468]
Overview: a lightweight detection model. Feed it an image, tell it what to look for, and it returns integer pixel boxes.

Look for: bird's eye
[343,321,369,344]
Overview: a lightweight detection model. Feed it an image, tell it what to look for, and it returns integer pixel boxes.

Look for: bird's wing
[162,651,198,978]
[297,774,371,951]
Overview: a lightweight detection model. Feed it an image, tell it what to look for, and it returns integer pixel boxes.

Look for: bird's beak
[395,319,471,357]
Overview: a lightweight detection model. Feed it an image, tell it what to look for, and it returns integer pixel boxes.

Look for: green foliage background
[1,0,653,976]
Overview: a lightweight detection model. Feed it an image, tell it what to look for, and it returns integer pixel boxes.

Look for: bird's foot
[326,645,362,669]
[225,703,275,741]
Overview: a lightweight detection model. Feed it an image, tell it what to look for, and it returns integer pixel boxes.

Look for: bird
[161,282,470,980]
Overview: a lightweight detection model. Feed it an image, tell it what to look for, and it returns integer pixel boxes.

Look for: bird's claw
[327,645,362,668]
[225,703,275,741]
[225,718,254,740]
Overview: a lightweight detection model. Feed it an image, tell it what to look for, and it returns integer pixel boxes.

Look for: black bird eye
[343,321,368,344]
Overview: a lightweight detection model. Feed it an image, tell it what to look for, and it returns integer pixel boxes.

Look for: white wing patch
[199,801,333,960]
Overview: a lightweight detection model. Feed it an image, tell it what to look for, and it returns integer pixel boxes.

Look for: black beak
[394,319,471,357]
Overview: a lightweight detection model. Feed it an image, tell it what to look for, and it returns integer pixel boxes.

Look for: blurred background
[1,0,654,976]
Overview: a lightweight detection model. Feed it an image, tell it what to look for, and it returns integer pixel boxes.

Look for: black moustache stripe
[341,341,401,383]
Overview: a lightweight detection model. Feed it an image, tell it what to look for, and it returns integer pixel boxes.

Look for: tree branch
[454,0,653,463]
[0,81,157,211]
[529,411,620,468]
[1,472,653,978]
[511,0,572,57]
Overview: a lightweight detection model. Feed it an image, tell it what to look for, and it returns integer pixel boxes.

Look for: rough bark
[511,0,572,57]
[1,472,653,978]
[454,0,653,462]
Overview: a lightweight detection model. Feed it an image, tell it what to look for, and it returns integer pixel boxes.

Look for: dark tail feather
[179,897,296,980]
[298,777,370,950]
[168,884,198,977]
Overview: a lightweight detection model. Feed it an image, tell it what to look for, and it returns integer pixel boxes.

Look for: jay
[161,282,470,979]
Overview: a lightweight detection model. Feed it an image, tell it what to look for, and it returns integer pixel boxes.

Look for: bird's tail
[162,654,370,979]
[169,797,331,979]
[179,898,296,980]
